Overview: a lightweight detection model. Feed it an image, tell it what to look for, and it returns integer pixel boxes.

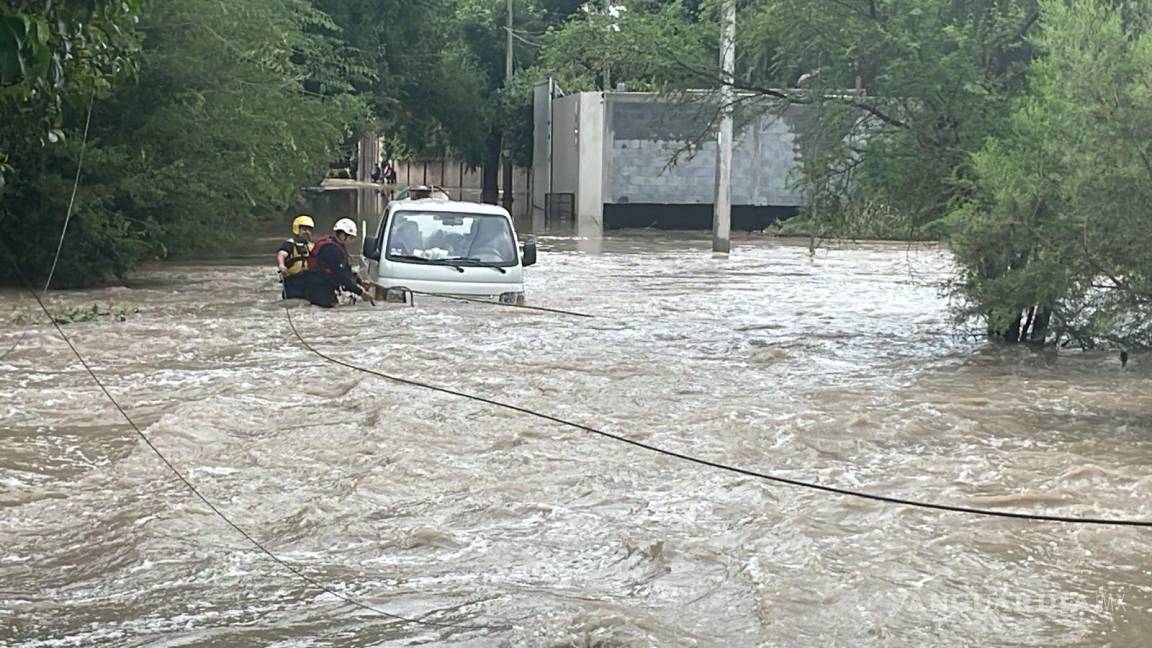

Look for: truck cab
[361,197,537,304]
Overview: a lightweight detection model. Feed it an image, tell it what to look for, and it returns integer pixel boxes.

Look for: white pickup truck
[360,196,537,304]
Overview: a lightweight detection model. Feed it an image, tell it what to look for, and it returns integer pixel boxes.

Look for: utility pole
[502,0,515,213]
[712,0,735,254]
[603,0,612,90]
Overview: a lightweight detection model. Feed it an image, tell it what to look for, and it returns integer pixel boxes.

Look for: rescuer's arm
[275,249,290,275]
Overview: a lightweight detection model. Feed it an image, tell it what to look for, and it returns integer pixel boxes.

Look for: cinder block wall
[604,94,807,208]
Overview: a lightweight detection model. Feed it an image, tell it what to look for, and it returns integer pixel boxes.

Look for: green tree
[0,0,143,186]
[0,0,364,286]
[315,0,591,198]
[509,0,709,169]
[314,0,488,158]
[948,0,1152,347]
[533,1,710,95]
[733,0,1040,235]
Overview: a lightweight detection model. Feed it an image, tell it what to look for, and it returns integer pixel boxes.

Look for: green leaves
[534,1,710,93]
[0,0,363,286]
[0,0,142,158]
[951,0,1152,347]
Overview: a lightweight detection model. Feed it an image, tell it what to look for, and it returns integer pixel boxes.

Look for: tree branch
[1016,10,1040,41]
[664,50,911,130]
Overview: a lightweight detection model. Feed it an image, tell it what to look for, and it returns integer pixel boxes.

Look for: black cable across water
[3,256,507,633]
[285,307,1152,528]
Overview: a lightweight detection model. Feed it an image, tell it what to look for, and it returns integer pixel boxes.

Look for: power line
[502,25,544,49]
[285,307,1152,528]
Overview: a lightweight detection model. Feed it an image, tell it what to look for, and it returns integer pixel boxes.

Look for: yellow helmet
[292,214,315,236]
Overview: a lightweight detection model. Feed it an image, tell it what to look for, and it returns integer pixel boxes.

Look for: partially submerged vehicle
[361,195,537,304]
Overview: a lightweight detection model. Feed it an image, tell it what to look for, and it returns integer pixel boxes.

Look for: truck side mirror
[362,236,380,261]
[521,241,537,267]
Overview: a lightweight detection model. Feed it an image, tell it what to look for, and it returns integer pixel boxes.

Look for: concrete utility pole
[712,0,735,254]
[603,0,612,90]
[502,0,515,212]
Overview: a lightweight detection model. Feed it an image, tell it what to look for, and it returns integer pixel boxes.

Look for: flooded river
[2,233,1151,646]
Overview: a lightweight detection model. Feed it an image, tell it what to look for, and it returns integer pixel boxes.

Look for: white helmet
[333,218,358,237]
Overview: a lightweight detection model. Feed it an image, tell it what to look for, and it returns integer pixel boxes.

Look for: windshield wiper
[390,254,464,272]
[449,257,508,274]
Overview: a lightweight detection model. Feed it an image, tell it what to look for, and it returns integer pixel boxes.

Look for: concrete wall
[535,90,813,230]
[550,95,580,199]
[576,93,606,232]
[390,159,532,223]
[531,79,553,231]
[356,134,381,184]
[545,93,607,232]
[604,93,807,207]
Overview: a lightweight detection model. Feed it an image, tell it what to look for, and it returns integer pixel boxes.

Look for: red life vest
[307,235,347,279]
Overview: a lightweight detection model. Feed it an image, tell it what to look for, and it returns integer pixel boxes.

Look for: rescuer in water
[299,218,375,307]
[276,214,315,299]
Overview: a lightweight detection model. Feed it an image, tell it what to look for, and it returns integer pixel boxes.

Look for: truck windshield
[385,211,518,266]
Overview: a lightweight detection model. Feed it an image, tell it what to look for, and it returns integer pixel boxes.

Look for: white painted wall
[576,93,605,233]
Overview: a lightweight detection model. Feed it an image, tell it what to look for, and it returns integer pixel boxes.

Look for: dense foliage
[0,0,584,285]
[1,0,363,285]
[948,0,1152,347]
[0,0,143,178]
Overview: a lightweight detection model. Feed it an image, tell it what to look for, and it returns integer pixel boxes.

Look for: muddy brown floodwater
[2,234,1151,647]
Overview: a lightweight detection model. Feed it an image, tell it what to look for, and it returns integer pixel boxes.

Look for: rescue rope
[3,258,508,633]
[285,307,1152,528]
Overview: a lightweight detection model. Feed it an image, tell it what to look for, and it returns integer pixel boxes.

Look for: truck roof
[388,198,511,218]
